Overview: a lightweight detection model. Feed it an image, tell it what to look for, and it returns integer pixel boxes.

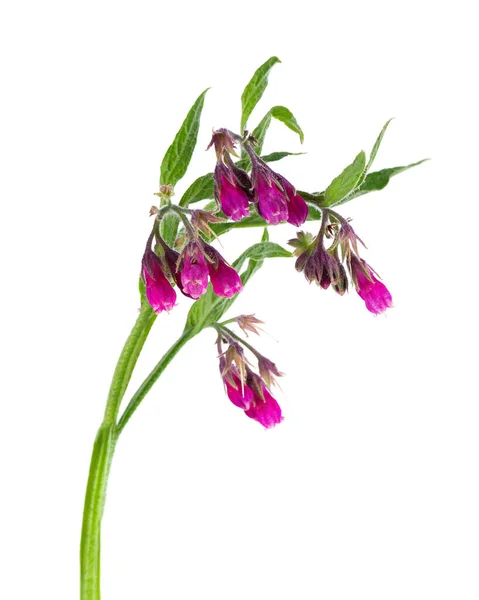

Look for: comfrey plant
[80,57,426,599]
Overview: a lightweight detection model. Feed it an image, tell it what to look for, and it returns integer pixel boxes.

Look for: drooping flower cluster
[141,225,242,314]
[290,209,393,315]
[209,129,308,227]
[216,317,283,429]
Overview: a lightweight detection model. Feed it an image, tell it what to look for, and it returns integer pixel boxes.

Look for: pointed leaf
[270,106,304,143]
[160,88,209,187]
[324,151,366,206]
[345,160,429,201]
[180,173,215,207]
[252,112,272,154]
[260,151,305,163]
[366,118,393,175]
[241,57,281,132]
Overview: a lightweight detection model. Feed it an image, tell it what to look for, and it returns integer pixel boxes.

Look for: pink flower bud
[180,245,209,299]
[224,374,254,410]
[351,257,393,315]
[215,167,251,222]
[245,382,283,429]
[142,251,176,313]
[281,178,308,227]
[255,173,288,225]
[207,254,243,298]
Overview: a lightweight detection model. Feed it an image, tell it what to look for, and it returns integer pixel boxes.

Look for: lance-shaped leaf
[241,57,281,132]
[323,151,366,206]
[160,88,209,187]
[342,160,429,202]
[180,173,214,207]
[366,118,393,174]
[252,106,304,155]
[270,106,304,143]
[185,241,291,332]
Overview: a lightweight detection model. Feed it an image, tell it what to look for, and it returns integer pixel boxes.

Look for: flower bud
[141,250,177,313]
[350,256,393,315]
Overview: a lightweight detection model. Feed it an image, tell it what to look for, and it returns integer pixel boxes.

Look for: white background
[1,1,478,599]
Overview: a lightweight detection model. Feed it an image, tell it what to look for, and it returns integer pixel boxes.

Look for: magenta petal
[180,252,209,299]
[245,385,283,429]
[284,184,308,227]
[218,174,250,222]
[225,376,254,410]
[256,175,288,225]
[207,259,243,298]
[143,265,177,313]
[355,267,393,315]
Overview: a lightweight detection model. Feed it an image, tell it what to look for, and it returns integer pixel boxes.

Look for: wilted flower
[236,314,264,337]
[141,250,177,313]
[258,356,283,389]
[350,255,393,315]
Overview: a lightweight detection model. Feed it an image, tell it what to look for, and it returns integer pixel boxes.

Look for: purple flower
[280,178,308,227]
[180,244,209,299]
[142,250,176,313]
[215,165,251,222]
[255,172,289,225]
[245,379,283,429]
[207,254,243,298]
[351,256,393,315]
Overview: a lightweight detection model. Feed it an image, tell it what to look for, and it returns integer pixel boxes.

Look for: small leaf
[324,151,366,206]
[232,241,291,271]
[180,173,214,207]
[252,112,272,154]
[260,151,305,163]
[160,214,180,247]
[160,88,209,187]
[241,57,281,132]
[365,118,393,175]
[261,227,269,242]
[270,106,304,143]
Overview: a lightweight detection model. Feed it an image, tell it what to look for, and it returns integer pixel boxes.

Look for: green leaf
[261,227,269,242]
[241,57,281,132]
[252,112,273,154]
[365,118,393,175]
[324,151,366,206]
[160,88,209,187]
[260,151,305,163]
[185,240,291,332]
[346,160,429,201]
[160,214,180,247]
[252,107,303,155]
[270,106,304,143]
[180,173,214,207]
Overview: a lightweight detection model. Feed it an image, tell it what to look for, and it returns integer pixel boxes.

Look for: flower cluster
[141,228,242,314]
[290,210,393,315]
[216,317,283,429]
[209,129,308,227]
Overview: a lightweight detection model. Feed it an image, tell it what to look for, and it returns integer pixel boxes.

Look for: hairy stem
[117,328,197,433]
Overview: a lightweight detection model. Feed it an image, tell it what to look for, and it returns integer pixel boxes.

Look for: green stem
[80,300,156,600]
[117,328,196,434]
